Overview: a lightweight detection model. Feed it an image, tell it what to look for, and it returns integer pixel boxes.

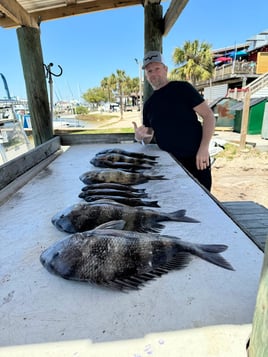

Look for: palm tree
[101,77,112,103]
[170,40,214,85]
[112,69,127,120]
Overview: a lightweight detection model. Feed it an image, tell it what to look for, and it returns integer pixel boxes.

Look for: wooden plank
[0,0,38,28]
[17,27,53,146]
[59,133,135,146]
[222,201,268,252]
[239,88,251,149]
[0,136,61,190]
[143,3,163,103]
[163,0,189,36]
[0,0,142,28]
[248,241,268,356]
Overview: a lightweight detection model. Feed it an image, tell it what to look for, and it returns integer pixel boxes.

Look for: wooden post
[143,2,163,104]
[239,88,251,150]
[17,27,53,146]
[248,240,268,356]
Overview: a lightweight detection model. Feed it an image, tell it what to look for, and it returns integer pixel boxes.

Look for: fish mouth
[40,252,72,279]
[51,217,76,233]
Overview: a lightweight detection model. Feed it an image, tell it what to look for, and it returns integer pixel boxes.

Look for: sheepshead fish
[51,201,199,233]
[81,183,146,193]
[80,195,160,207]
[40,220,234,291]
[93,153,156,166]
[90,157,153,171]
[79,169,166,185]
[79,189,148,199]
[96,148,158,160]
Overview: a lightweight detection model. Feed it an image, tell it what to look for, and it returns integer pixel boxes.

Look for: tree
[101,76,116,104]
[124,77,140,106]
[170,40,214,85]
[82,87,108,108]
[82,72,141,115]
[112,69,127,120]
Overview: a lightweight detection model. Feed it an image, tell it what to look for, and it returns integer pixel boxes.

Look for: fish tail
[143,201,160,207]
[167,209,200,223]
[144,174,167,180]
[194,244,234,271]
[137,193,149,198]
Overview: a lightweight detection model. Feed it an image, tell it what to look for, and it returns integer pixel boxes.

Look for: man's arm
[194,101,216,169]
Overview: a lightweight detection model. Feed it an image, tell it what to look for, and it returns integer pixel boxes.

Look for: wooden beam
[248,240,268,356]
[17,27,53,146]
[239,88,251,150]
[163,0,189,36]
[0,0,38,28]
[0,0,141,28]
[143,2,163,103]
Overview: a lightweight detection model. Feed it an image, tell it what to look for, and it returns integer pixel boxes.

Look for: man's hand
[132,122,154,144]
[196,146,210,170]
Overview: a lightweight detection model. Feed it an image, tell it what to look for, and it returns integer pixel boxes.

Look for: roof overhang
[0,0,189,34]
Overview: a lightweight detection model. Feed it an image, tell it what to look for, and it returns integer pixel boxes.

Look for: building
[196,29,268,103]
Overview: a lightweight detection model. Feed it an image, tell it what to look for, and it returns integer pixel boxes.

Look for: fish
[90,157,153,171]
[79,188,148,199]
[81,183,146,193]
[51,201,199,233]
[79,169,166,185]
[40,220,234,291]
[95,148,159,160]
[80,195,160,207]
[93,153,157,166]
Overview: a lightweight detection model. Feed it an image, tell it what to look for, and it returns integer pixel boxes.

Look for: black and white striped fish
[51,201,199,233]
[79,169,166,185]
[40,220,234,291]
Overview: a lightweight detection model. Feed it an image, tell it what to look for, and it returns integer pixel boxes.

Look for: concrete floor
[0,143,263,355]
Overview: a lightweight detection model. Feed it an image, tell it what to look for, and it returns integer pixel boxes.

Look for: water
[53,116,103,129]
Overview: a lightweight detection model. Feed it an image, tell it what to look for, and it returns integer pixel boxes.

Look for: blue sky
[0,0,267,101]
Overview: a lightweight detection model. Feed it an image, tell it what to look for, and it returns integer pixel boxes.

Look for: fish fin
[97,255,192,291]
[197,244,228,253]
[144,174,167,180]
[195,244,235,271]
[136,223,165,233]
[143,201,160,207]
[157,252,192,272]
[104,273,158,291]
[168,209,200,223]
[136,188,146,193]
[112,253,192,290]
[94,220,126,230]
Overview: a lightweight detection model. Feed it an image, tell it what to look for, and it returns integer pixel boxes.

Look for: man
[133,51,215,191]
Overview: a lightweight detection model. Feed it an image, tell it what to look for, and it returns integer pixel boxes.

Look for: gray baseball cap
[142,51,164,69]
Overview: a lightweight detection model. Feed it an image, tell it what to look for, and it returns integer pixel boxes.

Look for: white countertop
[0,143,262,355]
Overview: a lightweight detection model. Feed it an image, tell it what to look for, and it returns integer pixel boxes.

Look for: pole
[17,27,53,146]
[239,88,251,150]
[248,240,268,356]
[135,58,143,121]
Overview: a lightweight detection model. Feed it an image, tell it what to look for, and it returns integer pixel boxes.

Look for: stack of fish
[40,147,234,291]
[79,148,165,207]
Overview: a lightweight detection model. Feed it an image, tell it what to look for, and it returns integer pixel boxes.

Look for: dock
[222,201,268,252]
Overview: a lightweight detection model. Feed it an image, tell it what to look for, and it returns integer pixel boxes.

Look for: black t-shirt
[143,81,204,158]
